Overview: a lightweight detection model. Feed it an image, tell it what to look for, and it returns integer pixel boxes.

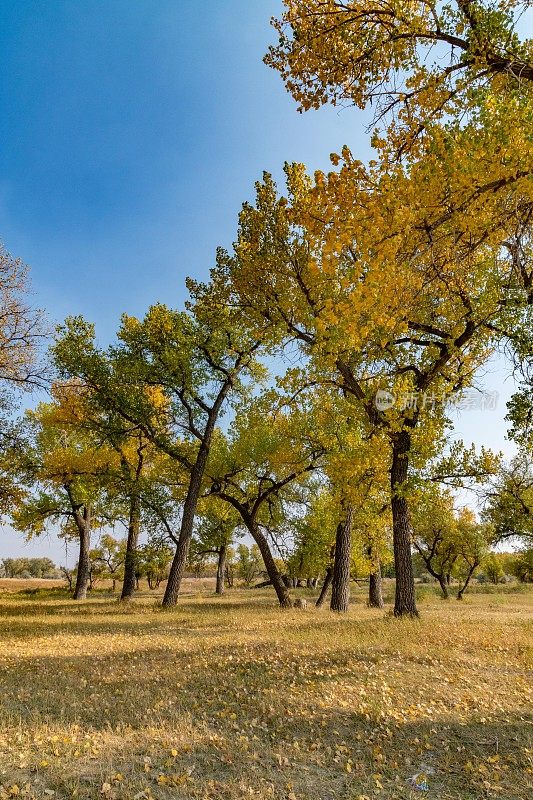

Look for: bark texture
[315,566,333,608]
[121,493,141,600]
[73,506,91,601]
[390,432,418,617]
[215,544,227,595]
[330,509,352,613]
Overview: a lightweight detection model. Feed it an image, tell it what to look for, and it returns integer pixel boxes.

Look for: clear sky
[0,0,519,564]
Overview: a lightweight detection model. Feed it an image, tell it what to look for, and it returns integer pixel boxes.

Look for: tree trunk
[368,562,384,609]
[457,563,477,600]
[248,520,292,608]
[121,492,141,600]
[367,544,384,608]
[390,432,418,617]
[315,566,333,608]
[438,575,449,599]
[162,452,208,607]
[162,385,230,608]
[330,509,352,613]
[73,508,91,600]
[215,544,227,595]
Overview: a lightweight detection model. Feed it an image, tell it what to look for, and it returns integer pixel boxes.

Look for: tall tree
[53,287,269,607]
[224,165,528,615]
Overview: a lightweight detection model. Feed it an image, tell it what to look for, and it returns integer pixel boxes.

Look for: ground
[0,581,531,800]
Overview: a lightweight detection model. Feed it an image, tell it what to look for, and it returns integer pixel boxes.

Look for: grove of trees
[1,1,532,615]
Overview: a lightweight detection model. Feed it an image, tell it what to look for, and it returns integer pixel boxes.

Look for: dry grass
[0,583,531,800]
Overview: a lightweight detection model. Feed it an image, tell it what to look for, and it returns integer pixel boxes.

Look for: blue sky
[0,0,519,563]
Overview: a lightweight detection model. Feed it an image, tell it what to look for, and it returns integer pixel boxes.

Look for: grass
[0,582,531,800]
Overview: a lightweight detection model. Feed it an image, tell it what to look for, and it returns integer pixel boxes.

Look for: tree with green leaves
[89,534,126,592]
[207,395,325,608]
[47,380,163,601]
[192,497,242,594]
[236,544,264,588]
[483,456,533,545]
[53,279,270,607]
[412,490,463,598]
[223,161,523,616]
[136,540,174,590]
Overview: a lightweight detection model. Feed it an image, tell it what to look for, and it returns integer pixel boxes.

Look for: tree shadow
[0,637,530,799]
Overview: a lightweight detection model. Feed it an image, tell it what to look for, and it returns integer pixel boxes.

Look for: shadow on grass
[0,636,530,799]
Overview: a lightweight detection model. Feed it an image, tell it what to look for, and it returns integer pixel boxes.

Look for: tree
[508,548,533,583]
[89,534,126,592]
[483,456,533,545]
[236,544,263,587]
[455,510,490,599]
[137,541,173,589]
[483,552,505,584]
[207,396,324,608]
[288,486,338,601]
[0,245,45,392]
[412,491,462,598]
[192,498,242,594]
[47,380,161,601]
[0,246,46,539]
[1,557,58,579]
[223,157,529,617]
[54,282,270,607]
[11,401,111,600]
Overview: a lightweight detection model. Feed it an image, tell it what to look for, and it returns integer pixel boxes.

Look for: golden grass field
[0,581,531,800]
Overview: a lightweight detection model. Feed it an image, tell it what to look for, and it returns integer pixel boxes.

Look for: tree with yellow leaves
[12,400,113,600]
[267,1,533,240]
[219,160,520,615]
[48,379,172,601]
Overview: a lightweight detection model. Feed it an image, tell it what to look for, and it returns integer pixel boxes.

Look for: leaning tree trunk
[73,507,91,601]
[390,432,418,617]
[248,520,292,608]
[162,386,230,608]
[315,566,333,608]
[121,492,141,600]
[457,563,477,600]
[330,509,353,613]
[215,544,227,595]
[163,446,210,607]
[367,547,384,608]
